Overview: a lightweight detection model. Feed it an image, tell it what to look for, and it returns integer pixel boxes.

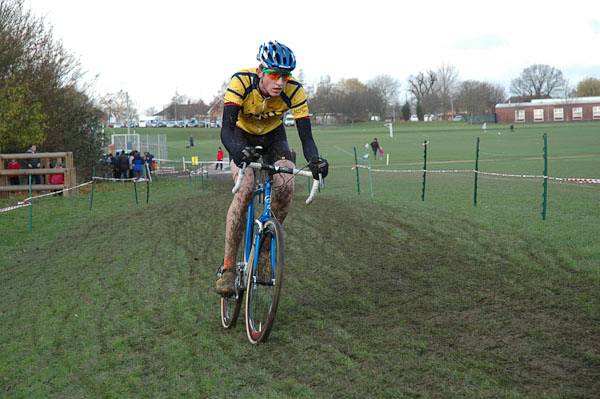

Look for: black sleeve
[295,117,319,163]
[220,104,245,157]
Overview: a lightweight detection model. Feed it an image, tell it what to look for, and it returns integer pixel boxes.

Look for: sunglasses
[262,68,292,81]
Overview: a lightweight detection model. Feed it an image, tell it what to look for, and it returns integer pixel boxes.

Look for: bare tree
[510,64,566,98]
[99,91,138,124]
[367,74,400,119]
[455,80,505,116]
[144,106,157,117]
[335,78,384,123]
[171,91,190,105]
[407,71,438,116]
[310,75,336,115]
[434,63,459,119]
[407,71,437,101]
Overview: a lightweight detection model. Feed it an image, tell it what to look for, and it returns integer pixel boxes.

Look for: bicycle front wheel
[245,219,284,344]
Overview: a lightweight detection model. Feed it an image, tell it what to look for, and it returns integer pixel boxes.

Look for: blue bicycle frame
[242,174,276,279]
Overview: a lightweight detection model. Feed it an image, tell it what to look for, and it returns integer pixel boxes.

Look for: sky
[26,0,600,116]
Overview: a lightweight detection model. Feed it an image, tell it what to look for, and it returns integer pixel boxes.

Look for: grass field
[1,121,599,397]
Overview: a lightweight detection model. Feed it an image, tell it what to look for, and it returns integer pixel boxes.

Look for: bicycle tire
[245,218,284,344]
[220,229,249,329]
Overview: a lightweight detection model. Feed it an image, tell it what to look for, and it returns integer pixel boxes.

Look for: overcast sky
[26,0,600,115]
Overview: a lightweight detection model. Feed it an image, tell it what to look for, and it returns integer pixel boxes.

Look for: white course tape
[92,176,149,182]
[547,177,600,184]
[354,164,600,184]
[354,164,472,174]
[475,171,542,179]
[1,181,94,214]
[0,202,32,214]
[20,181,94,203]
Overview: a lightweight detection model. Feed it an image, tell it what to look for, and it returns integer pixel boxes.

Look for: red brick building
[495,96,600,123]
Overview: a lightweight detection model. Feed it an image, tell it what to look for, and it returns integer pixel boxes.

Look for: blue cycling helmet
[257,41,296,72]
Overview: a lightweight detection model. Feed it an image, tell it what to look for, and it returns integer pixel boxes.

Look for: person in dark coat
[118,151,129,179]
[26,144,42,184]
[111,152,120,178]
[370,138,380,159]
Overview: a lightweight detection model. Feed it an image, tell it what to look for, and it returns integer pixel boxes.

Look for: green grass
[1,121,599,397]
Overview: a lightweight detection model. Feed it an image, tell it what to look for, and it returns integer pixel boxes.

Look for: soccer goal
[111,134,140,154]
[111,134,167,160]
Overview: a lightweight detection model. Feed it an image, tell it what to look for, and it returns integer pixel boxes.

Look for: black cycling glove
[309,157,329,180]
[233,146,261,167]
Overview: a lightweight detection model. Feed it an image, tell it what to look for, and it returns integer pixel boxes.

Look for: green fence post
[89,167,96,211]
[134,180,139,205]
[541,133,548,220]
[28,175,33,232]
[368,155,374,199]
[473,137,480,207]
[421,140,428,201]
[201,166,204,189]
[353,146,361,194]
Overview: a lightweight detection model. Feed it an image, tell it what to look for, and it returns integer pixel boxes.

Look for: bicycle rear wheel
[220,230,248,329]
[245,218,284,344]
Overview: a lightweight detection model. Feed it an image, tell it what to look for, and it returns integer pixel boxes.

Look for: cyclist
[216,40,329,295]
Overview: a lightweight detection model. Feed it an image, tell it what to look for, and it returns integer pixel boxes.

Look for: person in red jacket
[215,146,224,170]
[7,159,20,185]
[48,161,64,186]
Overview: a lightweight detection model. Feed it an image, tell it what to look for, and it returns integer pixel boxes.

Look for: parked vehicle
[186,119,199,128]
[284,114,295,126]
[409,115,418,122]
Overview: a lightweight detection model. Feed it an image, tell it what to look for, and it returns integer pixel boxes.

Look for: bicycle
[218,152,321,344]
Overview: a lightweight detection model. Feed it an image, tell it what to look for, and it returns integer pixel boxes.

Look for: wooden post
[0,152,76,197]
[0,155,6,189]
[28,175,33,232]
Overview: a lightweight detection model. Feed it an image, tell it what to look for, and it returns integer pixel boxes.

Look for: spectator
[378,145,384,160]
[48,161,64,196]
[144,152,154,177]
[7,159,20,185]
[370,138,380,159]
[118,151,129,179]
[128,151,135,178]
[133,152,144,179]
[26,144,41,184]
[111,152,120,178]
[216,146,224,170]
[189,135,195,147]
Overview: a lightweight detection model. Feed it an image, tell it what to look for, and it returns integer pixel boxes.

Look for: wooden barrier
[0,152,77,197]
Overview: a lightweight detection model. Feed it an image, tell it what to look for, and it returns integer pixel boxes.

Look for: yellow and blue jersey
[223,68,310,135]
